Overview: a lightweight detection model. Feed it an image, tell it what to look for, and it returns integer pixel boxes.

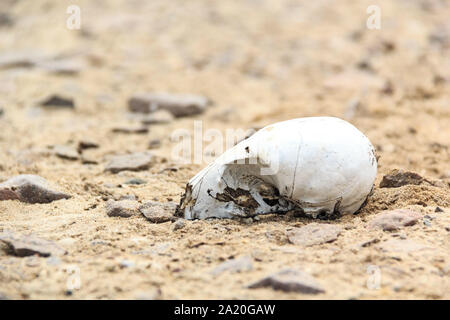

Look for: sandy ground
[0,0,449,299]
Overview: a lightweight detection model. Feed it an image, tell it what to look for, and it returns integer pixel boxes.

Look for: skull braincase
[177,117,377,220]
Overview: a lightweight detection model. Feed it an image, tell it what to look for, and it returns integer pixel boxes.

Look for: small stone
[77,140,99,152]
[128,92,210,117]
[248,269,325,294]
[123,178,147,185]
[118,194,137,201]
[359,238,380,248]
[286,223,342,247]
[423,219,432,227]
[106,200,139,218]
[148,139,161,149]
[0,174,71,203]
[211,256,253,276]
[105,152,154,174]
[141,110,174,125]
[139,201,177,223]
[377,239,429,253]
[445,226,450,232]
[112,126,149,134]
[39,95,75,109]
[368,209,422,231]
[81,156,98,165]
[435,207,444,213]
[53,145,79,160]
[171,219,186,231]
[0,231,67,257]
[379,169,424,188]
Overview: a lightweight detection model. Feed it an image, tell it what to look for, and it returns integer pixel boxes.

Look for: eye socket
[262,198,278,206]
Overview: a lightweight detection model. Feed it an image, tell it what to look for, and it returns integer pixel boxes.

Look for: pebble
[368,209,421,231]
[248,269,325,294]
[171,219,186,231]
[0,230,67,257]
[128,92,210,117]
[435,207,443,212]
[106,200,139,218]
[140,110,174,125]
[148,139,161,149]
[0,174,71,203]
[52,145,79,160]
[77,140,99,152]
[123,178,147,185]
[118,194,137,201]
[286,223,342,247]
[39,95,75,109]
[211,256,253,276]
[112,126,149,134]
[379,169,424,188]
[81,155,98,165]
[105,152,154,174]
[139,201,177,223]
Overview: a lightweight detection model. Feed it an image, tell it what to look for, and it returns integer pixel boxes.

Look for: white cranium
[176,117,377,220]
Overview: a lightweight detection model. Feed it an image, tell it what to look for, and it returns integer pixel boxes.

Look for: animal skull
[176,117,377,220]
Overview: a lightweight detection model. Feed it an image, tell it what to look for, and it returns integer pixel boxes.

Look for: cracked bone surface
[177,117,377,220]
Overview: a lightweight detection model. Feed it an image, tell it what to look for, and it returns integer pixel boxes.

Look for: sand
[0,0,449,299]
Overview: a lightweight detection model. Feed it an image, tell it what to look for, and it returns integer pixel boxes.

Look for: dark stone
[128,92,210,117]
[380,169,424,188]
[78,140,99,151]
[0,231,67,257]
[0,175,71,203]
[40,95,75,109]
[112,126,149,134]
